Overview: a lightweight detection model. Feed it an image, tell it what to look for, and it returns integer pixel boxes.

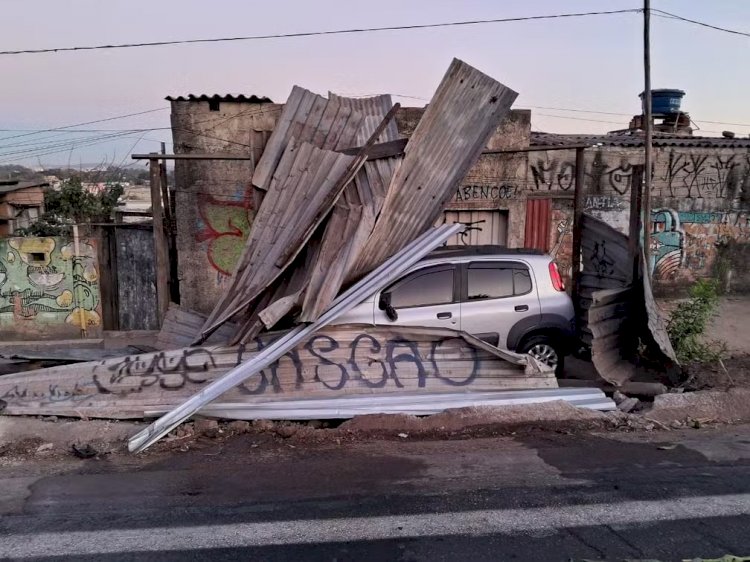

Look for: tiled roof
[165,94,273,103]
[530,131,750,149]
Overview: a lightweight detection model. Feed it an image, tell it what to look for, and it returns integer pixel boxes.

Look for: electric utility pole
[643,0,653,278]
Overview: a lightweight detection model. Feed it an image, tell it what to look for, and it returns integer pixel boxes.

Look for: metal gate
[440,210,508,245]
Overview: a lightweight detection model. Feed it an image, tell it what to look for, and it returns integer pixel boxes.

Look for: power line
[0,108,168,142]
[0,133,171,165]
[534,113,625,126]
[651,8,750,38]
[0,9,640,56]
[0,127,168,133]
[528,105,632,117]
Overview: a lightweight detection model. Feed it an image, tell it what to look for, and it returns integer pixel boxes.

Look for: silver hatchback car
[335,246,576,374]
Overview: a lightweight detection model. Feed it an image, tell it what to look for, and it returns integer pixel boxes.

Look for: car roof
[423,245,547,260]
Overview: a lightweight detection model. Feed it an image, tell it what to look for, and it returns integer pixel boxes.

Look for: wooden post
[570,147,586,301]
[150,155,169,324]
[159,142,172,228]
[643,0,653,278]
[628,165,645,283]
[72,224,88,339]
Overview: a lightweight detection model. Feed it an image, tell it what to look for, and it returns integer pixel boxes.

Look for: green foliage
[15,177,123,236]
[667,279,725,362]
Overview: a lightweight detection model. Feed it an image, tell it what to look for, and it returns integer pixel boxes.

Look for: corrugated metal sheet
[587,287,636,386]
[524,199,551,251]
[129,223,466,452]
[297,94,402,322]
[155,305,237,350]
[187,388,616,420]
[199,140,358,342]
[641,250,679,366]
[165,94,273,103]
[531,131,750,149]
[578,213,631,335]
[251,87,372,192]
[348,59,518,279]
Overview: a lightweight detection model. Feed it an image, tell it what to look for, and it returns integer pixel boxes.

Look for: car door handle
[514,305,529,312]
[437,312,452,319]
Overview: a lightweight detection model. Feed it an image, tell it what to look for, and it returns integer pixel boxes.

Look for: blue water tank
[639,89,685,115]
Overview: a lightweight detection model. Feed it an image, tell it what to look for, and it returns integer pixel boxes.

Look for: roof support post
[149,155,170,324]
[570,147,586,310]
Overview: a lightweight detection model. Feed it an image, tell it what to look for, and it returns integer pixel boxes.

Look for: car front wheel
[519,335,564,376]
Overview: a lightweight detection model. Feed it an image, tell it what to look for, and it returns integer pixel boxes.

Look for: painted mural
[529,147,750,289]
[195,192,254,277]
[0,236,102,339]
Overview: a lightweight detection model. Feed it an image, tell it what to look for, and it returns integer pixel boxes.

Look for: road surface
[2,425,750,560]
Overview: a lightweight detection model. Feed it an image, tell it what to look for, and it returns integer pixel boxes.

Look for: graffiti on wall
[649,208,750,280]
[530,159,575,191]
[584,195,625,211]
[454,183,516,202]
[660,152,744,199]
[195,192,254,276]
[650,209,685,280]
[530,150,750,202]
[0,237,101,334]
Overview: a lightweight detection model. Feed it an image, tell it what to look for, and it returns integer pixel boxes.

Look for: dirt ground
[657,295,750,391]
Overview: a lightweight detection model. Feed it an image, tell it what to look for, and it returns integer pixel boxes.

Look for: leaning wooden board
[0,325,555,419]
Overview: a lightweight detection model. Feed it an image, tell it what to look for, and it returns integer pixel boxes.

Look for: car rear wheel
[519,335,564,376]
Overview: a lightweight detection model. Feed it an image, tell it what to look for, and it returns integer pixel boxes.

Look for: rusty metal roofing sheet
[349,59,518,279]
[0,180,49,194]
[165,94,273,103]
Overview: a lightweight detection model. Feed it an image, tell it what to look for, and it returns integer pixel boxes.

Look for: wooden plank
[133,153,252,160]
[0,325,555,419]
[149,158,169,325]
[339,138,408,159]
[628,165,644,283]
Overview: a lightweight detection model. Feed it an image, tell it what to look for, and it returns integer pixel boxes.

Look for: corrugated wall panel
[524,199,551,251]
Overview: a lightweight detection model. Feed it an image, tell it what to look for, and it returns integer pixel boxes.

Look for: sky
[0,0,748,168]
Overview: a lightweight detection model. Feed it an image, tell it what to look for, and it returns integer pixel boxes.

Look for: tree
[15,177,123,236]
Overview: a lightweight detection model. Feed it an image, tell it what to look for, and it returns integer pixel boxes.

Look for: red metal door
[524,199,551,251]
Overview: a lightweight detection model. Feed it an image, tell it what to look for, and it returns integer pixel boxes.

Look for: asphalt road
[2,425,750,561]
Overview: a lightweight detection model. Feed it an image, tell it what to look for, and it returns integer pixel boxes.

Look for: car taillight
[549,261,565,291]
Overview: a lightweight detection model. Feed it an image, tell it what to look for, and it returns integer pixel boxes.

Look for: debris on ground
[70,443,98,459]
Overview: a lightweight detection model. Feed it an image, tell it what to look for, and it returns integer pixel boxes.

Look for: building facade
[169,96,750,313]
[0,180,47,236]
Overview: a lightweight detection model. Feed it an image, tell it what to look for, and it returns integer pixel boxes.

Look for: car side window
[387,266,455,309]
[466,262,532,301]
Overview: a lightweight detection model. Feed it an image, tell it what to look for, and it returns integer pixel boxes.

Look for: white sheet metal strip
[145,388,616,420]
[128,223,465,453]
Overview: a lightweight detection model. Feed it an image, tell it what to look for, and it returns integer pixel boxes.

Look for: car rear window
[467,262,532,300]
[389,266,455,308]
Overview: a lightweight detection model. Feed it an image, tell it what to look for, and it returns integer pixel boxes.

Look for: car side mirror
[378,292,398,322]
